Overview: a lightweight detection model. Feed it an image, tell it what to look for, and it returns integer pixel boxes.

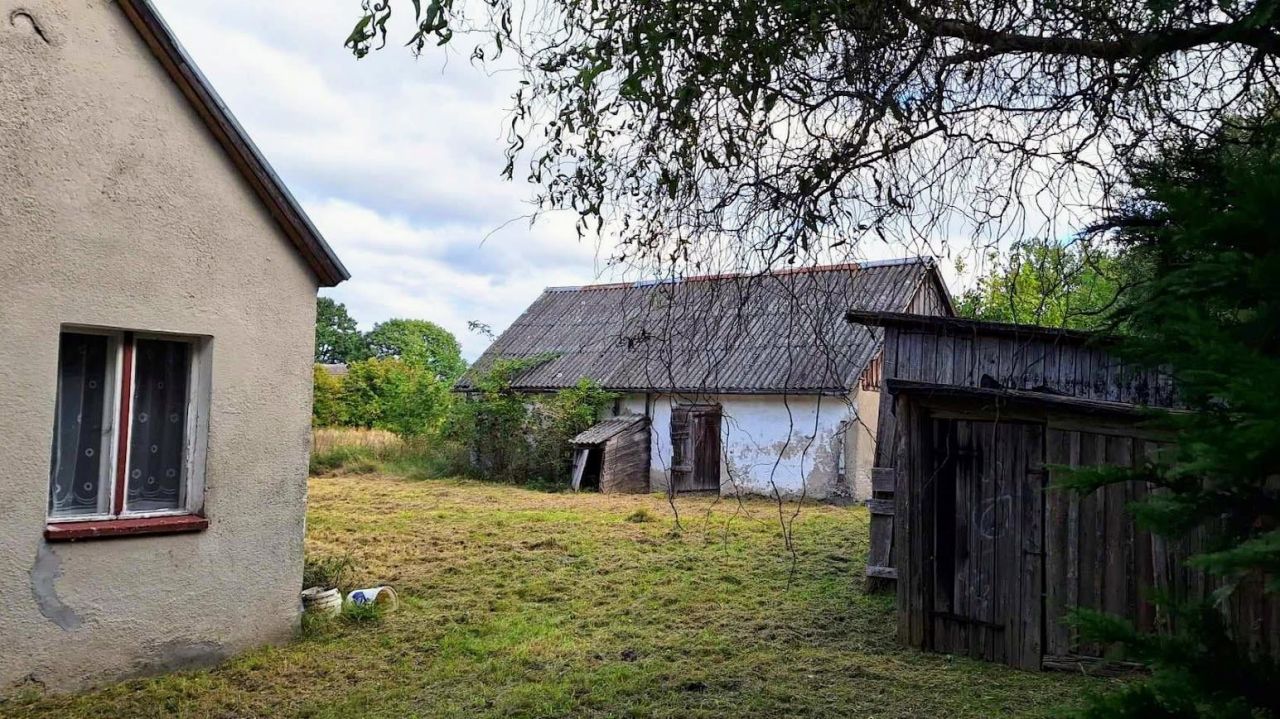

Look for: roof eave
[884,378,1184,423]
[455,383,854,396]
[845,310,1112,345]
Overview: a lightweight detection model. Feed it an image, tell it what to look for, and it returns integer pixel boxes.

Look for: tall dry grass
[309,427,467,479]
[312,427,405,457]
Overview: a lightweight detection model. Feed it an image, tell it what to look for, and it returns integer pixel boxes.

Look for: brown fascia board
[116,0,350,287]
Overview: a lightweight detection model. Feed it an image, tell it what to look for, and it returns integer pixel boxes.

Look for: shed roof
[885,379,1175,422]
[572,415,648,445]
[116,0,349,287]
[461,258,950,394]
[320,363,350,378]
[845,311,1110,345]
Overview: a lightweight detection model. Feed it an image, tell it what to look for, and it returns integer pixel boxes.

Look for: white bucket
[347,586,399,612]
[301,586,342,617]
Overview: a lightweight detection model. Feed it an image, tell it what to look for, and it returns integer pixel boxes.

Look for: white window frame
[47,326,211,524]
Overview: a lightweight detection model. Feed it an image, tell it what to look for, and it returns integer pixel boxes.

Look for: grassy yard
[4,473,1111,718]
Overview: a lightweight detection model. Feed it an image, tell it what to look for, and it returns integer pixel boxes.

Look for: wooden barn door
[671,405,721,492]
[920,418,1045,669]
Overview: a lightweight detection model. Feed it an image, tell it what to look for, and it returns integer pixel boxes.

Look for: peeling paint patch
[30,543,82,630]
[805,433,842,498]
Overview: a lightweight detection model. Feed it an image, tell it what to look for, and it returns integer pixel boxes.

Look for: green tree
[336,359,386,429]
[375,361,452,438]
[1059,117,1280,717]
[956,238,1124,330]
[315,297,368,364]
[312,365,345,427]
[365,318,466,382]
[346,1,1280,269]
[339,357,452,437]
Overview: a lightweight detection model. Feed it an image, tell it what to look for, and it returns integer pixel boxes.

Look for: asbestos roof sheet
[460,258,946,394]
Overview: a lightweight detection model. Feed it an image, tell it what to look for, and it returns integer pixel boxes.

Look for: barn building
[460,259,953,500]
[849,311,1278,671]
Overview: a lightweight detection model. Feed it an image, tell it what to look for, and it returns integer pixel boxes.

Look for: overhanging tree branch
[344,0,1280,274]
[904,8,1280,60]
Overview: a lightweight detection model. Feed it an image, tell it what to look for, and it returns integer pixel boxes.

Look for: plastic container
[301,586,342,617]
[347,586,399,612]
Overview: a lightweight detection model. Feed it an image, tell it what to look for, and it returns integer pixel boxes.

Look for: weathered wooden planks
[862,316,1178,589]
[899,418,1047,669]
[598,420,651,494]
[899,413,1279,671]
[858,312,1276,672]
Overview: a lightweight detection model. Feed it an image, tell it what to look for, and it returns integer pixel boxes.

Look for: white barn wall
[617,392,877,500]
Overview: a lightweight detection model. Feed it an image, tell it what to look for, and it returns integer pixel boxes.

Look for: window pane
[49,333,115,517]
[126,339,190,512]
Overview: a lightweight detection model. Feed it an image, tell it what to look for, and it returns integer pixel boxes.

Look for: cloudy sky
[150,1,972,359]
[149,0,624,358]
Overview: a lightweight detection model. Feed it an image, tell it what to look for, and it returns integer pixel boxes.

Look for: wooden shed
[848,311,1279,671]
[570,415,651,494]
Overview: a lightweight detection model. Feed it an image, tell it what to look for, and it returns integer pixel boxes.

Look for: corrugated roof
[460,258,948,394]
[320,363,349,378]
[572,415,648,445]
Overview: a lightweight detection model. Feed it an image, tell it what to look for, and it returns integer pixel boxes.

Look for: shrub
[451,361,616,487]
[302,553,355,591]
[312,365,344,427]
[339,357,452,437]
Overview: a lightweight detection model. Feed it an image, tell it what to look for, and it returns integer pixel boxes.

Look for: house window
[46,329,209,539]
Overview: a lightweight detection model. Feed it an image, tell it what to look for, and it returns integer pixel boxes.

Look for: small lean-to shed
[571,415,651,493]
[847,312,1279,671]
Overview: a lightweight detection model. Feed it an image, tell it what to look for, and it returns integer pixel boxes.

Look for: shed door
[927,418,1045,669]
[671,405,721,492]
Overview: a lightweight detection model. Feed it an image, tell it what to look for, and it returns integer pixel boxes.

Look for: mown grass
[2,474,1113,718]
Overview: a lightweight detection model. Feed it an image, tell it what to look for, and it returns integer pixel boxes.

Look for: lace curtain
[48,333,113,517]
[126,339,190,512]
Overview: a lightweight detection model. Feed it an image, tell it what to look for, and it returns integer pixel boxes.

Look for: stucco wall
[620,393,874,500]
[847,387,880,499]
[1,1,319,692]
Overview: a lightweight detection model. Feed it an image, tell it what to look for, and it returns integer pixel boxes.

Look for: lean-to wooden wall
[863,315,1278,670]
[865,321,1176,582]
[895,409,1280,670]
[600,421,651,494]
[1042,429,1280,665]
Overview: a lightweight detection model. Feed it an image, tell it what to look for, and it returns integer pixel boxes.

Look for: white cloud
[150,0,998,361]
[151,0,619,359]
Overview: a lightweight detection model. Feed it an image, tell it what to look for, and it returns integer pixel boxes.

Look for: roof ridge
[544,256,933,293]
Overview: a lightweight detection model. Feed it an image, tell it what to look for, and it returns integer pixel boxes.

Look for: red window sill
[44,515,209,542]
